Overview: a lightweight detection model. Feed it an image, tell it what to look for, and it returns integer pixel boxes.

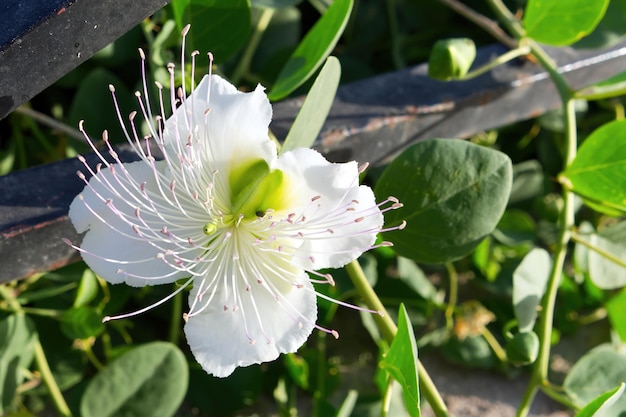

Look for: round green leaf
[563,120,626,214]
[523,0,609,46]
[60,307,104,340]
[0,314,37,413]
[505,331,539,366]
[81,342,188,417]
[586,221,626,290]
[375,139,512,264]
[513,248,551,332]
[565,343,626,416]
[171,0,251,64]
[268,0,353,101]
[428,38,476,81]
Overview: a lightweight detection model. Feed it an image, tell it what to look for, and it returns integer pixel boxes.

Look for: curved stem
[345,260,449,417]
[444,262,458,331]
[438,0,518,49]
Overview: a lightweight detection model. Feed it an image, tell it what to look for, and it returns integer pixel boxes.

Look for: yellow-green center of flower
[203,158,290,235]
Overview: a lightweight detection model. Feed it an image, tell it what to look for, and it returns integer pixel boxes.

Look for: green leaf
[74,268,99,307]
[68,68,135,147]
[81,342,188,417]
[513,248,551,332]
[335,390,358,417]
[375,139,512,264]
[523,0,609,46]
[607,290,626,342]
[428,38,476,81]
[396,257,438,301]
[0,314,37,414]
[585,221,626,289]
[60,307,104,340]
[574,383,625,417]
[171,0,251,64]
[379,304,420,417]
[280,56,341,153]
[565,343,626,416]
[563,119,626,214]
[268,0,352,101]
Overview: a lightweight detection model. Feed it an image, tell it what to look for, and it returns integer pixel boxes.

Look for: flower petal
[184,273,316,378]
[163,75,277,181]
[69,161,199,286]
[274,148,383,269]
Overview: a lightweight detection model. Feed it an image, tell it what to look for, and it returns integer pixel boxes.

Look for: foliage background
[2,0,626,416]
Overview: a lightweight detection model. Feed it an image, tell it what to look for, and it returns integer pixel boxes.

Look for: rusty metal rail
[2,38,626,282]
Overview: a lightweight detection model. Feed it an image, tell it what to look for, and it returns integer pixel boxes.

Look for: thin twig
[15,105,86,143]
[438,0,518,50]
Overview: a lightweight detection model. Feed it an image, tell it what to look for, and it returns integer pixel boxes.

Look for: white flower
[66,28,403,378]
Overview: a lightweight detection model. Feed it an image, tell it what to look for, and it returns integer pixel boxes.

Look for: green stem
[231,8,275,85]
[541,383,580,411]
[486,2,577,416]
[0,285,73,417]
[34,340,73,417]
[460,46,530,80]
[481,327,507,364]
[516,58,577,417]
[345,260,449,417]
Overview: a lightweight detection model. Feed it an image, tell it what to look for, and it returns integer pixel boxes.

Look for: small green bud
[506,331,539,366]
[428,38,476,81]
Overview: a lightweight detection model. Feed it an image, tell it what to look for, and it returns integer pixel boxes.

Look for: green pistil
[229,158,289,221]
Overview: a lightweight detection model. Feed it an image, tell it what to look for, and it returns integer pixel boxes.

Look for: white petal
[162,75,277,180]
[184,274,316,378]
[69,161,198,286]
[274,148,383,269]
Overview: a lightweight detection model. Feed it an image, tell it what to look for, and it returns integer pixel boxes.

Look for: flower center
[203,158,290,234]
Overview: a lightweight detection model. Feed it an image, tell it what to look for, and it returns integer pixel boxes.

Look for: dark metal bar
[0,0,169,120]
[2,40,626,282]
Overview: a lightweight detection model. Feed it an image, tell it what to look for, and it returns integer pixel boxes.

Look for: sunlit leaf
[523,0,609,46]
[513,248,551,332]
[583,222,626,289]
[375,139,512,264]
[574,383,625,417]
[380,304,420,417]
[0,314,37,414]
[81,342,188,417]
[563,120,626,214]
[565,344,626,416]
[268,0,352,100]
[280,56,340,153]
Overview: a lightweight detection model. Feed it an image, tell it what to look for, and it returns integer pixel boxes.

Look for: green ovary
[228,158,291,221]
